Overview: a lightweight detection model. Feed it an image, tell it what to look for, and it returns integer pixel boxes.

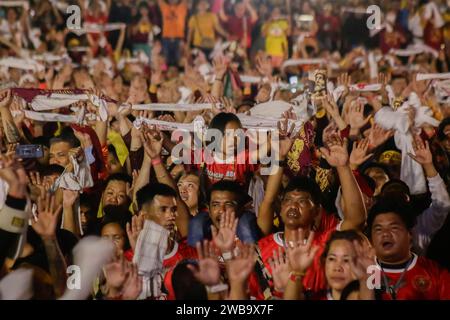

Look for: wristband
[289,271,306,282]
[151,157,162,166]
[222,251,233,261]
[206,283,229,294]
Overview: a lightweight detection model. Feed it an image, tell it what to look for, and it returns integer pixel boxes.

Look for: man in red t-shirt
[250,134,367,298]
[367,197,450,300]
[219,0,258,50]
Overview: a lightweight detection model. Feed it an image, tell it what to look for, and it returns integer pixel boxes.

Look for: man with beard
[250,134,367,298]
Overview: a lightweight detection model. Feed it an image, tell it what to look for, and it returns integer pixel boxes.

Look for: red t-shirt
[377,254,450,300]
[249,212,340,299]
[122,239,196,269]
[192,149,258,187]
[223,15,255,48]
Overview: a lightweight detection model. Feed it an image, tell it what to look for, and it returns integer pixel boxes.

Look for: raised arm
[257,116,295,235]
[0,90,21,144]
[244,0,258,24]
[32,192,67,298]
[409,135,450,255]
[320,134,366,231]
[140,125,190,238]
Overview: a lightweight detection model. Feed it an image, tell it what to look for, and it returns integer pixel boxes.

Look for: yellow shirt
[188,13,218,47]
[263,20,289,57]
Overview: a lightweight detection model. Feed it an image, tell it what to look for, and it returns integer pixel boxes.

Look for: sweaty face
[49,142,71,167]
[144,195,178,230]
[325,240,356,292]
[102,180,129,207]
[101,223,126,253]
[370,213,412,264]
[177,174,200,210]
[209,190,239,229]
[280,190,319,230]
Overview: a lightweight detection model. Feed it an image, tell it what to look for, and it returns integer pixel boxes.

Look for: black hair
[49,126,80,148]
[32,136,50,148]
[136,183,177,210]
[208,112,242,136]
[172,260,208,300]
[41,164,65,177]
[437,117,450,141]
[105,173,133,187]
[208,180,243,205]
[366,196,416,238]
[100,206,132,250]
[108,144,119,160]
[283,176,323,206]
[363,163,392,179]
[379,179,410,200]
[320,230,364,266]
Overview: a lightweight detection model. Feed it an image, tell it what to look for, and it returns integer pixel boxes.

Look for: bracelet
[222,251,233,261]
[289,271,306,282]
[206,283,229,294]
[151,157,162,166]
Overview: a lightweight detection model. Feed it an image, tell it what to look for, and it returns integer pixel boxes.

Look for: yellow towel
[107,130,129,166]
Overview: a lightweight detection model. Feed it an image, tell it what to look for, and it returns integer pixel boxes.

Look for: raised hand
[408,135,432,165]
[0,151,28,198]
[187,240,221,286]
[277,112,296,160]
[368,123,393,149]
[32,192,63,240]
[140,124,163,160]
[255,55,273,78]
[320,134,349,168]
[121,263,143,300]
[321,94,340,118]
[347,101,371,130]
[126,214,145,252]
[211,210,238,253]
[349,138,373,170]
[219,97,236,114]
[322,122,339,145]
[285,228,319,274]
[62,189,79,208]
[0,89,12,109]
[337,73,351,100]
[213,56,228,79]
[226,243,256,284]
[29,171,49,198]
[269,247,290,292]
[349,240,376,281]
[103,254,127,292]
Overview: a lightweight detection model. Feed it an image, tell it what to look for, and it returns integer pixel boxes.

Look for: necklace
[378,256,413,300]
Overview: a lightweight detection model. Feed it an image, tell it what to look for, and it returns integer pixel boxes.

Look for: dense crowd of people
[0,0,449,300]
